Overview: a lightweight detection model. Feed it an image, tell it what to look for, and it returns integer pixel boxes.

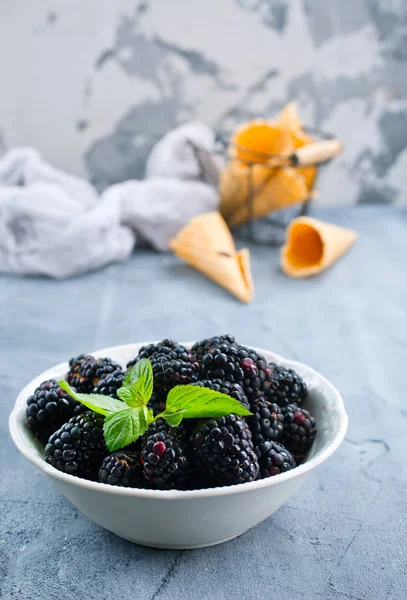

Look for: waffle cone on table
[220,105,316,226]
[170,212,253,303]
[281,216,358,278]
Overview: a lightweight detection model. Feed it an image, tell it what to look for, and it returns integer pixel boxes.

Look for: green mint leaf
[116,386,134,405]
[131,377,153,406]
[59,380,126,416]
[103,406,149,451]
[123,359,153,394]
[121,359,153,407]
[160,410,184,427]
[163,385,252,421]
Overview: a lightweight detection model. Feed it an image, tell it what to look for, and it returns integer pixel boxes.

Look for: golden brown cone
[230,119,293,164]
[220,162,308,227]
[276,103,316,190]
[276,102,303,132]
[219,161,249,221]
[170,212,253,303]
[281,216,358,278]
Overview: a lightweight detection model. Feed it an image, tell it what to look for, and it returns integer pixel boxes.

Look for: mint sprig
[60,358,252,453]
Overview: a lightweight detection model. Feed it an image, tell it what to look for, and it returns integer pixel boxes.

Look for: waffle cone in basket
[220,108,316,226]
[281,216,358,278]
[276,104,316,190]
[276,103,317,190]
[276,102,303,131]
[170,212,253,303]
[230,119,293,164]
[220,162,308,227]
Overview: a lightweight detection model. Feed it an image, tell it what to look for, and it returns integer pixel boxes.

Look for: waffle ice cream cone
[230,119,293,164]
[219,160,248,221]
[220,161,308,227]
[170,212,253,303]
[276,103,317,191]
[281,216,358,278]
[276,102,303,132]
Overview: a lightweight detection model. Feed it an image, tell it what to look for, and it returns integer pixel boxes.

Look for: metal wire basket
[189,129,341,246]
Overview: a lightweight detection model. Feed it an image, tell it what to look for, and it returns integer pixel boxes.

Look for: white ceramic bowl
[9,343,348,549]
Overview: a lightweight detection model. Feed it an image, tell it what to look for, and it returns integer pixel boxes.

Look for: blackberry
[140,420,190,489]
[265,364,307,408]
[73,403,88,416]
[255,441,296,478]
[93,370,125,398]
[26,379,79,439]
[66,354,96,392]
[148,350,199,391]
[281,404,317,462]
[248,399,284,444]
[66,354,122,393]
[127,342,199,392]
[92,358,122,386]
[191,414,259,486]
[98,451,144,487]
[191,334,235,358]
[45,411,107,478]
[201,344,273,403]
[192,379,249,409]
[126,339,186,368]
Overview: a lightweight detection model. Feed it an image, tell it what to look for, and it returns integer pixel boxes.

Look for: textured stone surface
[0,2,407,204]
[1,206,406,599]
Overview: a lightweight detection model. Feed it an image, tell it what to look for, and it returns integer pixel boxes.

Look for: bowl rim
[9,342,348,500]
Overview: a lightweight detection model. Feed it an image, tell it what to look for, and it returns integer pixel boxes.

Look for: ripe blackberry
[191,414,259,486]
[66,355,122,393]
[93,370,125,398]
[191,334,235,358]
[265,364,307,408]
[248,399,284,444]
[192,379,249,409]
[98,451,144,487]
[45,411,107,478]
[26,379,79,439]
[92,358,122,386]
[281,404,317,462]
[140,420,190,489]
[66,354,96,392]
[126,339,187,368]
[149,351,200,391]
[201,344,273,403]
[127,342,199,392]
[255,441,296,478]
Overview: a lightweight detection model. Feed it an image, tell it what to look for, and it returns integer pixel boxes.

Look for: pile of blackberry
[26,336,317,490]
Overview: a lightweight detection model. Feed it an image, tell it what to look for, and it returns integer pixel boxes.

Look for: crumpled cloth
[0,122,219,278]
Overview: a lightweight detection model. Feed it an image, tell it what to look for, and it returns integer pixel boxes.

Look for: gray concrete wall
[0,0,406,205]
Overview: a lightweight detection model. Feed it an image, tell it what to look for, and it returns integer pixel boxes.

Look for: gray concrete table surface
[1,206,406,600]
